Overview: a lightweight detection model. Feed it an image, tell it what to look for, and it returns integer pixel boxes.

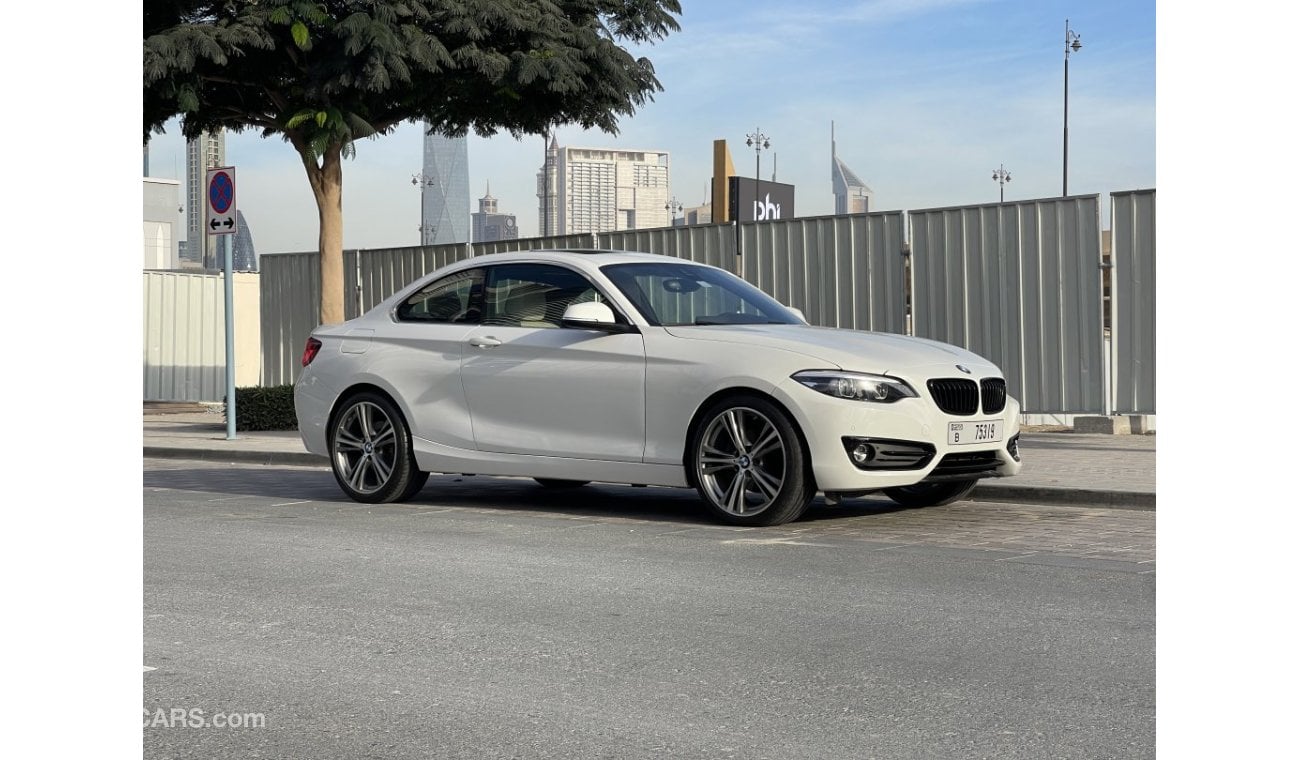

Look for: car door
[380,267,483,451]
[460,262,647,462]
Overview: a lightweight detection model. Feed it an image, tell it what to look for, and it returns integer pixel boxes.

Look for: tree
[145,0,682,325]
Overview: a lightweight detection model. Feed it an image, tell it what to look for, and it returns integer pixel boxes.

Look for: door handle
[468,336,501,349]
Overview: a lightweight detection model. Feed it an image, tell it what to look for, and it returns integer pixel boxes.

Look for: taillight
[301,337,322,367]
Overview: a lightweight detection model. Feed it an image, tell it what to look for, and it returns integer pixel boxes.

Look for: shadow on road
[145,463,924,526]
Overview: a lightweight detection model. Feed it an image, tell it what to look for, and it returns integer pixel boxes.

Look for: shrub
[229,385,297,431]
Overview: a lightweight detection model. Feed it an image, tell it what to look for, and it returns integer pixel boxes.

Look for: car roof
[463,249,695,267]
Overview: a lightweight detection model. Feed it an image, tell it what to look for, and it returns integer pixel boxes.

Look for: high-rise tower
[232,210,258,271]
[419,131,470,245]
[185,130,225,268]
[536,135,560,236]
[831,122,873,215]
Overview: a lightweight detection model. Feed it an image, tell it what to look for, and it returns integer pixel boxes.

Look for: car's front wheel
[329,392,422,504]
[689,396,815,526]
[883,479,979,508]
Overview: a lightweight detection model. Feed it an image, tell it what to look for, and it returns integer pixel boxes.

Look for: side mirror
[787,306,807,323]
[561,301,632,332]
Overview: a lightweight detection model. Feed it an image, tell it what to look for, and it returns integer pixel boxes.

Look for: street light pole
[992,164,1012,203]
[745,128,770,198]
[665,196,683,225]
[1063,19,1082,197]
[412,172,435,244]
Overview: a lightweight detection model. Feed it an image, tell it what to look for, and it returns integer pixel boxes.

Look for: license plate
[948,420,1002,445]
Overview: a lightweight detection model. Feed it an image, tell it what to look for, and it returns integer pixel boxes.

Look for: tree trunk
[291,135,346,325]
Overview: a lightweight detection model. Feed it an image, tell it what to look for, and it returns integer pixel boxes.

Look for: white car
[295,250,1022,526]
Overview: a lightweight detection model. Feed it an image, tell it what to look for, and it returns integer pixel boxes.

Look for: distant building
[831,123,873,214]
[232,210,258,271]
[176,240,202,270]
[144,178,182,269]
[186,130,226,268]
[537,135,560,236]
[471,183,518,243]
[680,204,712,226]
[538,141,670,234]
[419,130,470,245]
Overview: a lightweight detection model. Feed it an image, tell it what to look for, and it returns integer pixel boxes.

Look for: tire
[398,470,431,502]
[688,395,815,526]
[534,478,590,489]
[328,392,421,504]
[883,479,979,508]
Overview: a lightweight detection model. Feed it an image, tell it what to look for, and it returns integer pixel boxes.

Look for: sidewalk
[143,409,1156,510]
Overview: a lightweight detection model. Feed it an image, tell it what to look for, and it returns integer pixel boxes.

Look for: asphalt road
[144,459,1155,759]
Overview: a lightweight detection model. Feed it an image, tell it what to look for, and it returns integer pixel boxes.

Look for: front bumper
[772,375,1023,492]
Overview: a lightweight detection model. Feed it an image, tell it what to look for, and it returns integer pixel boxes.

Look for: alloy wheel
[331,400,399,495]
[697,406,787,516]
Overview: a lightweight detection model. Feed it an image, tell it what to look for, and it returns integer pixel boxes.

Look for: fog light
[851,443,874,464]
[1007,434,1020,462]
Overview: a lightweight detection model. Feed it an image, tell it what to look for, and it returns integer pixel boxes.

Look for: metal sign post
[206,166,239,440]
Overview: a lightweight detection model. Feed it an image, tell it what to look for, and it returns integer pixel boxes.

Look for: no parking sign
[205,167,237,235]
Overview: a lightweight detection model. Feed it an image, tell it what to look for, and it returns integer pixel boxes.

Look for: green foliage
[143,0,683,150]
[145,0,680,323]
[230,385,298,431]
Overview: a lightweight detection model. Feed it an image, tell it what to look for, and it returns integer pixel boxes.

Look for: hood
[662,324,1000,376]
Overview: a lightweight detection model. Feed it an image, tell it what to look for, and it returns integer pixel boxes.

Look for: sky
[144,0,1156,254]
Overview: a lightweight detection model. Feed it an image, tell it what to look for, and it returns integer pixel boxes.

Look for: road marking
[144,666,156,672]
[722,537,831,547]
[271,500,310,507]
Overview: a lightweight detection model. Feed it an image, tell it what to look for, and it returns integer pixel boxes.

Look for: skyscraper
[186,130,226,268]
[537,142,670,235]
[537,135,560,236]
[472,183,518,243]
[232,210,258,271]
[831,123,873,215]
[419,130,470,245]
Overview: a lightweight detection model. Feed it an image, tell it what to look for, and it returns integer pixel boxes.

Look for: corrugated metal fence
[259,195,1151,415]
[1109,189,1156,413]
[143,271,226,401]
[909,195,1106,414]
[260,252,323,389]
[742,212,907,333]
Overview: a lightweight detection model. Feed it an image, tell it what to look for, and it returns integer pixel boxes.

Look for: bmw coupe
[295,250,1022,526]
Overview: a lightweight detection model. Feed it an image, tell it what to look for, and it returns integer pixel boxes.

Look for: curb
[144,446,326,468]
[971,483,1155,511]
[144,446,1156,511]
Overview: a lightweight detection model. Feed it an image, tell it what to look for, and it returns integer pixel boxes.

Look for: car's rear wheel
[534,478,590,489]
[883,479,979,508]
[690,396,814,526]
[329,392,421,504]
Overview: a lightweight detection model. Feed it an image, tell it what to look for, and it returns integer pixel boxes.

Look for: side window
[483,263,606,329]
[395,268,483,323]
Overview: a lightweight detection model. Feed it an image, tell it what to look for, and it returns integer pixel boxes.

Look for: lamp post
[665,196,683,225]
[1063,20,1082,197]
[412,172,435,244]
[992,164,1012,203]
[745,128,771,202]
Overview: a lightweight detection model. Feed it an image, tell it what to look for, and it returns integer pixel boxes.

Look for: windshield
[601,262,802,327]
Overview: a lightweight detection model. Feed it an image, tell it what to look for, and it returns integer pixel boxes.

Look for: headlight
[792,370,918,403]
